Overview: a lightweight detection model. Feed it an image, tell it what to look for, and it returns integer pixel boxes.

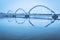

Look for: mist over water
[0,0,60,40]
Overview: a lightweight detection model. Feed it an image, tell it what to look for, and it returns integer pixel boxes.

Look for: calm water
[0,18,60,40]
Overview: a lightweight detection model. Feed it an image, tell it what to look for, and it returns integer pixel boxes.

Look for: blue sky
[0,0,60,14]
